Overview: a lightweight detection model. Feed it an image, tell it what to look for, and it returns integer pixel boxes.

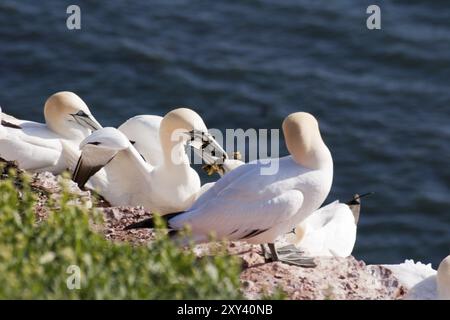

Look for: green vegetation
[0,169,243,299]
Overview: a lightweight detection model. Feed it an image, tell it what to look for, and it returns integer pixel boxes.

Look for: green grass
[0,169,243,299]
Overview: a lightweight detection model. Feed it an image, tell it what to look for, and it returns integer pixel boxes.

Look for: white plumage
[132,112,334,249]
[0,92,102,173]
[170,156,332,244]
[382,255,450,300]
[73,108,226,214]
[278,200,357,257]
[118,115,163,166]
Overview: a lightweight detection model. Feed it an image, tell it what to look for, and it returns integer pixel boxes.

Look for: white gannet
[63,114,164,192]
[0,92,102,174]
[189,120,368,259]
[72,108,227,214]
[126,112,334,267]
[277,193,369,258]
[382,255,450,300]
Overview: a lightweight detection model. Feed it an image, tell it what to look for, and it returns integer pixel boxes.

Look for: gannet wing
[170,188,304,242]
[169,161,304,242]
[73,141,120,189]
[1,111,25,127]
[0,122,61,172]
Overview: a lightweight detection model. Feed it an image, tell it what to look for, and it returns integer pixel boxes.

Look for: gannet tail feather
[346,192,373,224]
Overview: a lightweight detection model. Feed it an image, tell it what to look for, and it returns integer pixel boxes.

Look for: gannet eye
[76,110,88,117]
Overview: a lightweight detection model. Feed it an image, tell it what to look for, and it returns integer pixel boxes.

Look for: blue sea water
[0,0,449,266]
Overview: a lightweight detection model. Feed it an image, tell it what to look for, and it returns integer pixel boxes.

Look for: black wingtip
[1,119,22,129]
[346,192,374,205]
[72,156,110,190]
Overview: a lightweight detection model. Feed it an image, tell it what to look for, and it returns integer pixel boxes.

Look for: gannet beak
[72,111,103,131]
[185,129,228,163]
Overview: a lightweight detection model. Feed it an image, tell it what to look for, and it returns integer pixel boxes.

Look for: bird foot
[276,253,316,268]
[264,243,316,267]
[275,244,303,255]
[259,244,272,261]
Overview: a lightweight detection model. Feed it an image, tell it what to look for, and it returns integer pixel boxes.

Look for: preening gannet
[277,193,370,258]
[0,92,102,173]
[126,112,333,267]
[382,255,450,300]
[72,108,227,213]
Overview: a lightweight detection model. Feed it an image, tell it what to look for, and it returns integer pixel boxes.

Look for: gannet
[382,255,450,300]
[189,121,368,259]
[277,193,370,258]
[72,108,227,213]
[0,92,102,173]
[126,112,334,267]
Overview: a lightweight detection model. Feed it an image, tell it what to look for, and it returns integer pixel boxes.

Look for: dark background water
[1,0,449,266]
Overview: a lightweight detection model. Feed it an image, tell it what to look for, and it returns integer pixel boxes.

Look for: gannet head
[282,112,331,169]
[73,127,131,188]
[159,108,227,164]
[44,91,102,140]
[160,108,208,138]
[79,127,130,151]
[437,255,450,300]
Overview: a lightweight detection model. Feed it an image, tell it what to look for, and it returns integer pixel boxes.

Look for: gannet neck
[124,143,153,175]
[437,255,450,300]
[282,112,332,170]
[159,108,207,169]
[118,115,163,166]
[44,91,97,140]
